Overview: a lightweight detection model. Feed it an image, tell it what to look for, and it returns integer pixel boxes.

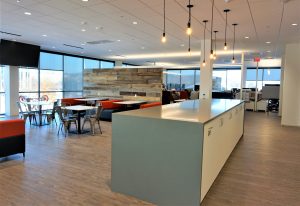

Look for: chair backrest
[16,101,24,113]
[95,105,103,120]
[55,106,65,122]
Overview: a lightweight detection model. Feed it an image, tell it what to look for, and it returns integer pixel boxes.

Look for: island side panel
[112,114,204,206]
[201,103,245,201]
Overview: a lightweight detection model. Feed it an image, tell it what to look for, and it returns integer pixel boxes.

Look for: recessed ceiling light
[24,12,31,15]
[12,39,17,41]
[17,0,21,3]
[141,46,145,50]
[180,44,185,47]
[117,39,121,42]
[244,36,249,39]
[81,43,86,46]
[42,34,47,37]
[52,46,56,49]
[266,41,271,44]
[292,23,298,26]
[266,50,271,53]
[81,29,86,32]
[133,21,138,25]
[108,49,112,52]
[82,0,89,2]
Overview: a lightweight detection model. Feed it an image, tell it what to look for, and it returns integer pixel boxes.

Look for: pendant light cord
[225,11,228,44]
[163,0,165,34]
[210,0,215,52]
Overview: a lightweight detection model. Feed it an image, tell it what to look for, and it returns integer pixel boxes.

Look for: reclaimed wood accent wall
[83,68,163,102]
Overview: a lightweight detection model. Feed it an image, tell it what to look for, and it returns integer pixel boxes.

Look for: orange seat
[99,100,123,110]
[0,119,25,139]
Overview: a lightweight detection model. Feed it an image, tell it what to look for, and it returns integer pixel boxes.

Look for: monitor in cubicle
[261,85,280,100]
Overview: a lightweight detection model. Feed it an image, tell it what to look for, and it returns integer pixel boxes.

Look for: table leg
[77,111,82,134]
[39,105,42,126]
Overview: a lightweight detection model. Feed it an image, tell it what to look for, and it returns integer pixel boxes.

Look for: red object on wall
[254,57,261,62]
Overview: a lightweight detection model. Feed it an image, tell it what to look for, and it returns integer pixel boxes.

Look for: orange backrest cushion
[100,100,123,110]
[140,102,162,109]
[0,119,25,139]
[61,98,82,106]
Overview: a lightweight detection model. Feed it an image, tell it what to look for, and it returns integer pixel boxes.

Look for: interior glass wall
[245,67,280,90]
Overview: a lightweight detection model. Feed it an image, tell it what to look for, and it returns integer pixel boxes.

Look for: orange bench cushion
[140,102,162,109]
[0,119,25,139]
[100,100,123,110]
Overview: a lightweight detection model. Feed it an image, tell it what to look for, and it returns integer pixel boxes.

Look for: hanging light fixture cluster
[159,0,239,64]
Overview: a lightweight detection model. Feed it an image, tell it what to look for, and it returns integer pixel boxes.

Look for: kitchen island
[112,99,244,206]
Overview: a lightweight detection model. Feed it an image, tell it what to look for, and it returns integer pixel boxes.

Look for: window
[0,66,5,114]
[101,61,114,68]
[64,56,83,95]
[245,67,280,90]
[181,70,195,90]
[166,70,181,90]
[19,68,39,92]
[213,70,227,91]
[84,59,100,69]
[165,69,200,90]
[212,69,241,91]
[40,52,63,70]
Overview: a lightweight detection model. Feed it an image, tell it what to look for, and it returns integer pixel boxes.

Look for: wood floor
[0,112,299,206]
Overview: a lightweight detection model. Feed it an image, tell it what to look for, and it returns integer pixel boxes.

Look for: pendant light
[213,30,218,60]
[186,0,193,36]
[210,0,215,59]
[202,20,208,67]
[161,0,166,43]
[232,23,238,64]
[223,9,230,50]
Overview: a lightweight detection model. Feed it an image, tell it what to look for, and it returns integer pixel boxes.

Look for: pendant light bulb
[161,33,166,43]
[188,48,192,56]
[232,57,235,64]
[224,43,228,50]
[210,50,214,59]
[213,54,217,60]
[186,23,192,36]
[202,60,206,67]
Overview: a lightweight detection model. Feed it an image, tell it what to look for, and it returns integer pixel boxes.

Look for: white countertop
[114,99,244,123]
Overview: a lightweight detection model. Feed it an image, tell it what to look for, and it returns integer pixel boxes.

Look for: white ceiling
[0,0,299,67]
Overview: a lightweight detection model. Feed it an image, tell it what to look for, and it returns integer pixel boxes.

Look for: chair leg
[90,120,95,135]
[97,120,102,134]
[23,152,25,158]
[82,119,86,131]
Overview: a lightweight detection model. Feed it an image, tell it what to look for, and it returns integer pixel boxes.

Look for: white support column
[278,56,285,116]
[4,66,19,116]
[200,39,213,99]
[240,53,246,97]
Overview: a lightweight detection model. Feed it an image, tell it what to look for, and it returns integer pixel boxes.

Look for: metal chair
[16,101,37,125]
[81,105,102,135]
[55,106,77,137]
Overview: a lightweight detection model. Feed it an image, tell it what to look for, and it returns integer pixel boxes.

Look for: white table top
[114,99,244,124]
[64,105,96,111]
[113,100,147,105]
[75,97,109,101]
[174,99,186,102]
[22,101,52,106]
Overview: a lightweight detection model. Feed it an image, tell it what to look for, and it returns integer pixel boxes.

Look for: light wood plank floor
[0,112,299,206]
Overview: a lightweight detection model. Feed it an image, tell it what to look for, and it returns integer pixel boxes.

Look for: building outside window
[64,56,83,98]
[212,68,241,91]
[84,59,100,69]
[165,69,200,91]
[101,61,115,68]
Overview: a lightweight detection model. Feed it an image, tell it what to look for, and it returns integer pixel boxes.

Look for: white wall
[4,66,20,116]
[282,43,300,126]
